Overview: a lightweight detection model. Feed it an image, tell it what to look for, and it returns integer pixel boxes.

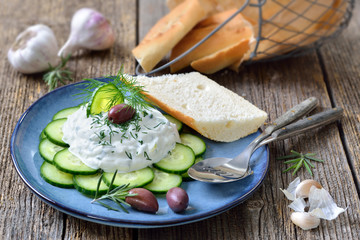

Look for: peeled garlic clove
[295,179,322,198]
[8,24,59,74]
[290,212,320,230]
[58,8,115,57]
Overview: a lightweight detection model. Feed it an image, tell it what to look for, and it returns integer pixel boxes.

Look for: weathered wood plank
[0,0,136,239]
[1,0,359,239]
[136,1,360,238]
[318,1,360,194]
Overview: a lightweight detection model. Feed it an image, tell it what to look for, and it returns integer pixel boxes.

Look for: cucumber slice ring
[73,173,109,197]
[87,83,124,116]
[103,167,154,188]
[153,143,195,174]
[180,133,206,156]
[164,114,183,132]
[144,168,182,193]
[40,162,74,188]
[53,149,99,175]
[39,138,65,163]
[44,118,69,147]
[52,106,80,120]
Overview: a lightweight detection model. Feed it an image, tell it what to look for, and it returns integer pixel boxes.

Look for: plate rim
[10,79,270,228]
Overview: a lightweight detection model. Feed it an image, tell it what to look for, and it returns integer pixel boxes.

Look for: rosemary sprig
[76,66,151,112]
[277,150,324,176]
[91,171,136,213]
[43,54,73,91]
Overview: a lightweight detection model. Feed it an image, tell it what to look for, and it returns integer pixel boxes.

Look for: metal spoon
[188,103,343,183]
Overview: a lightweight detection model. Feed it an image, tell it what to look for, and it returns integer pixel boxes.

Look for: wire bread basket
[136,0,354,75]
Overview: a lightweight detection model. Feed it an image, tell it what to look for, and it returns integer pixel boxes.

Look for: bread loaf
[170,9,253,73]
[135,72,267,142]
[132,0,210,73]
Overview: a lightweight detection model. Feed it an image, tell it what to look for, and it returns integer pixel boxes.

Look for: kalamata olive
[166,187,189,213]
[125,188,159,213]
[108,103,135,124]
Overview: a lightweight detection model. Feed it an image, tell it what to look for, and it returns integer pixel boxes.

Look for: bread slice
[135,72,267,142]
[190,39,251,74]
[169,9,253,73]
[132,0,209,73]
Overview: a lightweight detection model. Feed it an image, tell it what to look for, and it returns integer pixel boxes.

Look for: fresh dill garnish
[75,66,151,112]
[125,151,132,160]
[153,122,165,129]
[144,152,151,161]
[277,150,324,176]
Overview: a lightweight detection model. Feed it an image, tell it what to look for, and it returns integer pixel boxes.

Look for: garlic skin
[8,24,59,74]
[290,212,320,230]
[295,179,322,198]
[58,8,115,57]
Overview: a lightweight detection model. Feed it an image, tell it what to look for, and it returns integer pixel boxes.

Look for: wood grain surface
[0,0,359,239]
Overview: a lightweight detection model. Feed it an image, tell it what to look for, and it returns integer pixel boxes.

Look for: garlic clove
[295,179,322,198]
[8,24,59,74]
[58,8,115,57]
[290,212,320,230]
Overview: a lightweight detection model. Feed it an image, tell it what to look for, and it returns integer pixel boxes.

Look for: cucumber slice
[52,106,80,120]
[39,130,46,141]
[87,83,123,116]
[180,133,206,156]
[181,156,203,181]
[164,114,183,132]
[44,118,69,147]
[144,168,182,193]
[103,167,154,188]
[39,138,65,163]
[40,161,74,188]
[153,143,195,174]
[73,173,109,197]
[53,149,98,175]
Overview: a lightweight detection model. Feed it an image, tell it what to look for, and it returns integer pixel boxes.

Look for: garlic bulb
[58,8,115,57]
[8,24,59,74]
[290,212,320,230]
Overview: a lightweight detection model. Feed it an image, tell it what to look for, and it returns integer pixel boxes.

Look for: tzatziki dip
[62,105,180,173]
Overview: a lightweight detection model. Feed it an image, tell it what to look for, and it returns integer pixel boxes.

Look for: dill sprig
[91,171,136,213]
[43,54,73,91]
[276,150,324,176]
[76,66,151,112]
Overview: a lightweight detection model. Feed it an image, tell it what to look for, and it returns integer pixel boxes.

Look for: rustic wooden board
[318,2,360,194]
[0,0,359,239]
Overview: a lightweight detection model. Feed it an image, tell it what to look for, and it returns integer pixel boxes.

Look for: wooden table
[1,0,359,239]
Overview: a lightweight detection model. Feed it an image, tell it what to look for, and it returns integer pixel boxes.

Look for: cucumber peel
[87,83,124,116]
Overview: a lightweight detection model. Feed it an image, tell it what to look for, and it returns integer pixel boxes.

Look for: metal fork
[187,98,343,183]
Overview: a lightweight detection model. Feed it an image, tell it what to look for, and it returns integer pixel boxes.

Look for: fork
[188,98,343,183]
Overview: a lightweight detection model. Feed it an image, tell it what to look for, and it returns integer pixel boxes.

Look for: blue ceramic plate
[10,79,269,228]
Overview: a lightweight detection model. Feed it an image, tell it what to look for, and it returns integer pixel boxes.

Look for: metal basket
[136,0,354,75]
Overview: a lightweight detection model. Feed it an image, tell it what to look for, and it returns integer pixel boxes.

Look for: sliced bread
[135,72,267,142]
[132,0,210,73]
[169,9,254,73]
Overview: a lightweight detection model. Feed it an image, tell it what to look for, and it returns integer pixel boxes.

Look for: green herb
[91,171,136,213]
[277,150,324,176]
[144,151,151,161]
[125,151,132,160]
[43,54,73,91]
[76,66,151,111]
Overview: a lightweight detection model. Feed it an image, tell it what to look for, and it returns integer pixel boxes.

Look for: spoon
[188,100,343,183]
